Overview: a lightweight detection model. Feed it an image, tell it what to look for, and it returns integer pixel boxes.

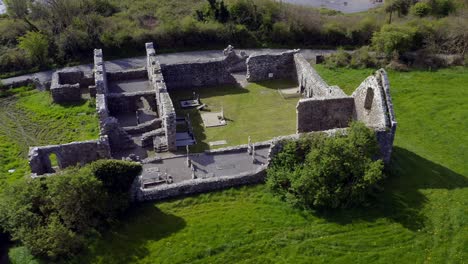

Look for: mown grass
[0,89,99,187]
[58,67,467,263]
[170,80,299,152]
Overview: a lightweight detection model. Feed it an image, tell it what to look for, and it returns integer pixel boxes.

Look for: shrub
[267,122,385,209]
[350,46,378,68]
[411,2,432,17]
[372,23,417,56]
[91,159,142,193]
[324,48,351,68]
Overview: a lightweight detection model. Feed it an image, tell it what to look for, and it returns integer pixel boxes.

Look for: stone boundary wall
[161,57,236,90]
[28,136,111,175]
[246,50,299,82]
[294,54,346,98]
[135,166,266,201]
[146,42,177,151]
[296,97,355,133]
[106,91,157,114]
[107,68,148,82]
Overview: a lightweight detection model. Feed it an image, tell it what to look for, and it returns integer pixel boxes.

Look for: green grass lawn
[0,88,99,187]
[57,66,467,264]
[170,80,299,152]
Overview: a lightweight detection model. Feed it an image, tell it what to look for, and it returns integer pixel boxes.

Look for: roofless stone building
[28,44,396,200]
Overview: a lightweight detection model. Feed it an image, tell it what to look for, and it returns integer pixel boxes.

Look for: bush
[350,46,378,68]
[411,2,432,17]
[91,159,142,193]
[267,122,385,209]
[324,48,351,68]
[372,23,418,56]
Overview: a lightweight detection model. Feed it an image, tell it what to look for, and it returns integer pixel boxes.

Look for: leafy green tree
[267,122,385,209]
[0,160,141,260]
[17,31,49,66]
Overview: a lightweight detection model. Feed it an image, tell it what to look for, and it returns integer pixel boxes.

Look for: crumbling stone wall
[146,42,177,151]
[94,49,108,95]
[295,68,397,163]
[353,69,397,163]
[296,97,355,132]
[246,50,298,82]
[29,136,111,175]
[50,71,83,103]
[294,54,346,98]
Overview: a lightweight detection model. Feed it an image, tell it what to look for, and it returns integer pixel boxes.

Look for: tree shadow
[315,147,468,231]
[80,203,186,264]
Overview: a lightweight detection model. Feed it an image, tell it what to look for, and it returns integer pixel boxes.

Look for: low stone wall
[294,54,346,98]
[136,166,266,201]
[296,97,355,133]
[107,68,147,82]
[246,50,298,82]
[123,118,162,135]
[161,58,236,90]
[106,91,157,114]
[29,136,111,175]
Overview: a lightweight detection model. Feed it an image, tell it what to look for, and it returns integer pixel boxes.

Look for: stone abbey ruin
[28,43,397,201]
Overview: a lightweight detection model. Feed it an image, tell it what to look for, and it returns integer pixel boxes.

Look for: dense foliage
[0,160,141,260]
[267,122,385,209]
[1,0,466,77]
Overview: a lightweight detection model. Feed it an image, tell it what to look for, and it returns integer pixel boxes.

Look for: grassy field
[50,66,467,264]
[0,89,99,187]
[170,80,299,152]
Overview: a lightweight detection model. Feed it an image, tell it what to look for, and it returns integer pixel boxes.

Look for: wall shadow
[81,203,186,264]
[315,147,468,231]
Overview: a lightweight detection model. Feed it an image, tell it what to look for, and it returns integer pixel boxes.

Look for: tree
[267,122,385,209]
[4,0,39,31]
[0,160,141,260]
[18,31,49,66]
[411,2,432,17]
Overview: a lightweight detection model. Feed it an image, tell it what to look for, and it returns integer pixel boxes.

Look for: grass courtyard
[170,79,300,152]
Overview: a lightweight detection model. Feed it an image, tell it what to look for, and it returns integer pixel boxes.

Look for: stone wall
[106,91,157,114]
[161,58,236,90]
[146,42,177,151]
[294,54,346,98]
[246,50,298,82]
[29,136,111,175]
[296,97,355,132]
[136,167,266,201]
[107,68,148,82]
[50,71,82,103]
[94,49,108,95]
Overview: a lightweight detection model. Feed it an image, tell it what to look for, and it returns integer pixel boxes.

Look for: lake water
[280,0,383,13]
[0,0,5,15]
